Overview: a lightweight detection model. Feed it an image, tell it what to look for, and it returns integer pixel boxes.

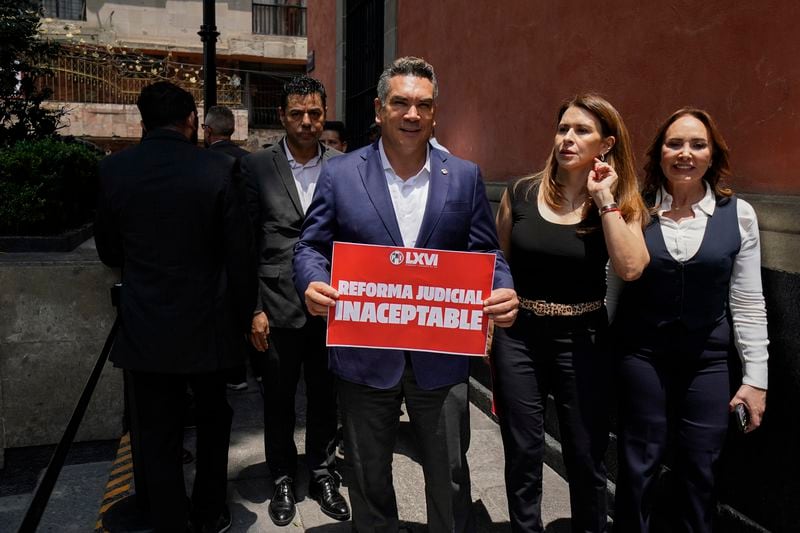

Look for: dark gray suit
[241,139,342,483]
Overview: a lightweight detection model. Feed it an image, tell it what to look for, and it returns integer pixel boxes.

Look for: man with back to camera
[203,104,253,392]
[321,120,348,153]
[203,104,249,159]
[240,76,349,526]
[95,81,255,533]
[294,56,519,533]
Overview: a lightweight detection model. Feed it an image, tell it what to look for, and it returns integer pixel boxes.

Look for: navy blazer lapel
[359,145,404,246]
[416,148,450,248]
[271,141,304,217]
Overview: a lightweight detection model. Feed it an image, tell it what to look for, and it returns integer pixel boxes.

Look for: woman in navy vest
[493,94,650,532]
[609,109,769,532]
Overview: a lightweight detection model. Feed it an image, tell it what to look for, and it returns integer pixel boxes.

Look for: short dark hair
[136,81,197,131]
[377,56,438,105]
[205,105,236,137]
[281,76,326,109]
[323,120,347,141]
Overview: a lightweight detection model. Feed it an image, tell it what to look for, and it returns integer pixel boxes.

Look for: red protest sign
[327,242,496,356]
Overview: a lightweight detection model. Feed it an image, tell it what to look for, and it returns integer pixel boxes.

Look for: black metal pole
[17,316,121,533]
[199,0,219,113]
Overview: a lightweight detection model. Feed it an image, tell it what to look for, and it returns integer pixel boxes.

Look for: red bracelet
[600,207,621,216]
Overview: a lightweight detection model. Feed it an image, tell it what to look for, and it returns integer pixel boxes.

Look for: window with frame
[252,0,307,36]
[40,0,86,21]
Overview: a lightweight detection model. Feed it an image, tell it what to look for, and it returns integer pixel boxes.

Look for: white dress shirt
[284,139,323,214]
[606,183,769,389]
[379,139,431,248]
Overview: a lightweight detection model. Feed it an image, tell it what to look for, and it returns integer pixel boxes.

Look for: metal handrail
[16,286,120,533]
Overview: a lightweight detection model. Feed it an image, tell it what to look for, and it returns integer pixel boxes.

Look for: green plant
[0,138,100,235]
[0,0,65,146]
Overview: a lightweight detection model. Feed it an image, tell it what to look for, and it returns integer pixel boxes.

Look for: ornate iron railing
[40,47,243,107]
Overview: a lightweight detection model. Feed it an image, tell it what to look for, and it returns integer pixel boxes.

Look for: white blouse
[606,184,769,389]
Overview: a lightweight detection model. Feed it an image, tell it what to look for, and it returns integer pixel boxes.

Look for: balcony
[252,1,307,36]
[39,0,86,21]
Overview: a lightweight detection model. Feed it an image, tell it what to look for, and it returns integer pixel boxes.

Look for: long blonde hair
[517,94,646,231]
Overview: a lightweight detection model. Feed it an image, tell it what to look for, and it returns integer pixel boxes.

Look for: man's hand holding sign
[293,57,518,533]
[304,243,518,356]
[305,242,519,336]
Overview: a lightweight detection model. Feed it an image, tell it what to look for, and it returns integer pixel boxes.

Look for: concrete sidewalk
[212,376,573,532]
[0,375,574,532]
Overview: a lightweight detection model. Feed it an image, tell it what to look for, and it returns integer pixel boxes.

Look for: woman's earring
[599,152,606,163]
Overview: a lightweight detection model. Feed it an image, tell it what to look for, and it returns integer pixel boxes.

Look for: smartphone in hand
[734,403,749,433]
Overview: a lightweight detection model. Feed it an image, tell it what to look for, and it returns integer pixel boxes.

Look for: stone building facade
[39,0,309,150]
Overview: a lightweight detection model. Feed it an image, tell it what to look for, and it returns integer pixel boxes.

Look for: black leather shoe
[310,475,350,521]
[268,478,296,526]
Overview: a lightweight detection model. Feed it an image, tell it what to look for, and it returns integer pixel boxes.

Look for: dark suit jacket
[208,139,249,160]
[241,139,341,329]
[293,142,513,390]
[95,128,255,373]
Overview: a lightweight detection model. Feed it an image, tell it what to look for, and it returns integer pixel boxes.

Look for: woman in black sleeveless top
[493,94,649,532]
[609,109,769,533]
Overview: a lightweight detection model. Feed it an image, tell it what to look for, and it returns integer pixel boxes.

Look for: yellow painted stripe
[106,472,133,489]
[112,453,132,466]
[108,463,132,477]
[103,482,132,501]
[99,498,119,514]
[97,432,135,529]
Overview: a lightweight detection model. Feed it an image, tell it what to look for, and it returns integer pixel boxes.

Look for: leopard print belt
[518,297,602,317]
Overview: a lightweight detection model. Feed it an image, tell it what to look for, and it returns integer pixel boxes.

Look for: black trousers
[492,312,610,533]
[614,322,733,533]
[338,363,474,533]
[258,318,338,483]
[126,369,232,532]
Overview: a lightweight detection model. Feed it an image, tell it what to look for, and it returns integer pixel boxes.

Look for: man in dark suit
[294,57,518,533]
[240,76,349,526]
[95,81,254,533]
[204,104,252,391]
[203,105,250,161]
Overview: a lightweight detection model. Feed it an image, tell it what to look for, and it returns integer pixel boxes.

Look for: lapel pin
[441,168,448,175]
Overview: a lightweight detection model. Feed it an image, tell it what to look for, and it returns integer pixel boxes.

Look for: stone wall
[49,103,249,144]
[0,240,121,468]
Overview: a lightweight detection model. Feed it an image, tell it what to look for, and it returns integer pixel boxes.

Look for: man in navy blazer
[294,57,518,533]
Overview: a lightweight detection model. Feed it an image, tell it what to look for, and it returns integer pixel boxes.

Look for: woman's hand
[587,158,618,208]
[729,384,767,433]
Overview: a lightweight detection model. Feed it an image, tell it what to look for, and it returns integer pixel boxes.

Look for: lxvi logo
[389,250,439,267]
[406,251,439,267]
